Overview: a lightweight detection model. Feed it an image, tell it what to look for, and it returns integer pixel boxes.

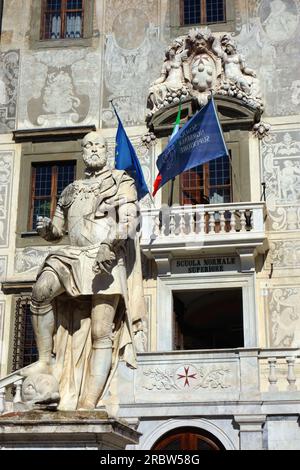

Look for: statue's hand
[36,216,52,238]
[93,244,116,275]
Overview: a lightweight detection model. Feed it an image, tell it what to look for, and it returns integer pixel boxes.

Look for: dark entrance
[152,427,225,450]
[173,288,244,350]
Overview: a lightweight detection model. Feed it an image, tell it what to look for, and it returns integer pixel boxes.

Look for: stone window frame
[16,138,86,248]
[156,273,258,351]
[29,0,94,49]
[170,0,236,36]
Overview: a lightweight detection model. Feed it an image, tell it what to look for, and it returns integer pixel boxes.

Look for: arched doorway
[152,427,225,450]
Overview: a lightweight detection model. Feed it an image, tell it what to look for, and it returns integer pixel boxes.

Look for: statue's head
[22,373,60,404]
[82,131,108,171]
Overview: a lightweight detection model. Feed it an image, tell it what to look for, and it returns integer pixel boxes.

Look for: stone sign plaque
[172,256,238,274]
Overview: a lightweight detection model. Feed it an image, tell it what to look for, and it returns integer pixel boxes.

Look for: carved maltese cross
[176,365,198,389]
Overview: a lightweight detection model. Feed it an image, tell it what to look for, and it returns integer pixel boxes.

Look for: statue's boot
[21,333,53,377]
[21,306,54,377]
[79,347,111,410]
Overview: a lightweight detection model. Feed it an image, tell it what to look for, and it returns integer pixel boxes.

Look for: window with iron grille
[13,297,37,371]
[181,0,225,25]
[180,154,231,205]
[29,161,76,230]
[41,0,84,40]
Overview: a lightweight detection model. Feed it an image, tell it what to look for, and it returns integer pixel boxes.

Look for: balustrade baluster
[152,213,160,238]
[286,357,297,391]
[189,210,195,235]
[208,211,215,234]
[219,210,226,233]
[268,358,278,391]
[230,210,236,233]
[240,210,247,232]
[13,379,23,403]
[179,210,185,236]
[169,213,176,236]
[0,389,5,414]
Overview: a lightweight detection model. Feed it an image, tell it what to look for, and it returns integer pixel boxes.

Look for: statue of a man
[23,131,146,410]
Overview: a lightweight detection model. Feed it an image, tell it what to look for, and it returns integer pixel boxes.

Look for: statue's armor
[39,168,137,297]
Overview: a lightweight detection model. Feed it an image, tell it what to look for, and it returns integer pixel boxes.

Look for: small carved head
[22,373,60,404]
[82,131,108,171]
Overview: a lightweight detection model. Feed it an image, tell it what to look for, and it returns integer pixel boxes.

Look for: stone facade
[0,0,300,450]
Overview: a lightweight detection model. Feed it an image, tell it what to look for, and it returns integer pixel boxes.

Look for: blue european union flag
[155,97,229,192]
[113,105,149,200]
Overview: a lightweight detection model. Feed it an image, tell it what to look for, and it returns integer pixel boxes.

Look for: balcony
[141,202,268,265]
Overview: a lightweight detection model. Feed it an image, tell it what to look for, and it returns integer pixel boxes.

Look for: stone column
[234,415,266,450]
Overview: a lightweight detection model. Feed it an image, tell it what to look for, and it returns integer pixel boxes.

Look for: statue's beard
[83,154,107,171]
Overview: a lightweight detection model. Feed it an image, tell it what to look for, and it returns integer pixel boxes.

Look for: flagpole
[168,178,175,207]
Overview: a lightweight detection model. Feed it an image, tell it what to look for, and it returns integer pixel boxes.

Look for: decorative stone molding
[142,364,232,391]
[146,28,263,125]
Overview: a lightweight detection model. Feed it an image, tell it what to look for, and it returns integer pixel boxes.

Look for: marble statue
[22,131,146,411]
[146,28,263,118]
[213,35,256,95]
[147,38,189,113]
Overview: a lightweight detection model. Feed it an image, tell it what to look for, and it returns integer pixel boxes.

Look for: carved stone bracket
[252,121,272,141]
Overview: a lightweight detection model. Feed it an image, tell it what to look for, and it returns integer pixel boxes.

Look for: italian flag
[152,104,182,197]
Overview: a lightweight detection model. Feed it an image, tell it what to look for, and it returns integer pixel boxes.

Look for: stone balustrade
[141,202,267,253]
[1,348,299,414]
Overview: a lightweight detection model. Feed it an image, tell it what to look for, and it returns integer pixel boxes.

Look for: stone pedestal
[0,411,140,450]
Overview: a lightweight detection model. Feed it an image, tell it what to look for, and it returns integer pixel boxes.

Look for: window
[41,0,84,40]
[181,0,225,25]
[180,155,231,205]
[13,298,37,371]
[29,161,76,230]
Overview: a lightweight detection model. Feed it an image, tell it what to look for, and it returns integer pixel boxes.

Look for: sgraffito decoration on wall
[262,130,300,231]
[0,152,14,248]
[0,51,20,132]
[268,287,300,348]
[18,49,100,129]
[101,0,166,127]
[234,0,300,116]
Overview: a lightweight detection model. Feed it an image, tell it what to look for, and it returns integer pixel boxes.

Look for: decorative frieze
[142,364,232,391]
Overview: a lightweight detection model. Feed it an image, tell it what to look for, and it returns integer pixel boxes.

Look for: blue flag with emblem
[153,97,229,195]
[112,104,149,200]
